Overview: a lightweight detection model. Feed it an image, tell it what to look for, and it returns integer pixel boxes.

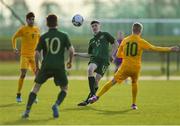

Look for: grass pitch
[0,79,180,125]
[1,61,180,76]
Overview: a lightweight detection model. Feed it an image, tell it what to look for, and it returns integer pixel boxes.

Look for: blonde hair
[132,22,143,34]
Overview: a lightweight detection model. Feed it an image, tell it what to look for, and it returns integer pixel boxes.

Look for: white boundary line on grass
[0,76,180,80]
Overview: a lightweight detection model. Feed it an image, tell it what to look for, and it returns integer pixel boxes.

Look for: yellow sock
[132,83,138,104]
[97,80,114,97]
[17,78,24,94]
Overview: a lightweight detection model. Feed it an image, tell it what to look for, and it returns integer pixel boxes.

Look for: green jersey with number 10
[36,28,71,69]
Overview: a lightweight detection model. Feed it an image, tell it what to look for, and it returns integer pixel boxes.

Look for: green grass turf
[0,79,180,125]
[0,61,180,76]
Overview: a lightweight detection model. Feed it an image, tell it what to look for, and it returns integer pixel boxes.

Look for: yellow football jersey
[116,34,171,66]
[12,25,40,56]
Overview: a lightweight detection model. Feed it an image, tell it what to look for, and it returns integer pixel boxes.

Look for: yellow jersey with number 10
[116,34,171,67]
[12,25,40,56]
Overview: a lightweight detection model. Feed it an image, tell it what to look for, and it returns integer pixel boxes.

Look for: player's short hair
[26,12,35,19]
[132,22,143,33]
[46,14,58,27]
[91,20,100,25]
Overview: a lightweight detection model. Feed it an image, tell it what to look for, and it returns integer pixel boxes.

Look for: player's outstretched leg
[52,87,67,118]
[88,95,99,104]
[88,79,116,104]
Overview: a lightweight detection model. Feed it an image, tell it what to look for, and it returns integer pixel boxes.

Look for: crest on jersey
[95,40,100,47]
[100,35,104,39]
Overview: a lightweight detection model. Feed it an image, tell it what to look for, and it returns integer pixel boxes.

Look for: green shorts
[89,58,109,76]
[34,68,68,86]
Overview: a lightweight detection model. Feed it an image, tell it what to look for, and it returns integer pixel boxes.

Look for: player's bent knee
[95,80,99,86]
[60,85,68,92]
[112,79,117,85]
[88,63,97,76]
[31,83,41,93]
[20,74,26,78]
[20,72,26,78]
[20,69,27,78]
[132,80,138,85]
[88,68,94,76]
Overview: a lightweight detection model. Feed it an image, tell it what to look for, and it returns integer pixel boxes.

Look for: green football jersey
[36,28,71,69]
[88,31,115,62]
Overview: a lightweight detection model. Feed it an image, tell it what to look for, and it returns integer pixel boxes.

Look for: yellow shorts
[20,56,36,72]
[114,65,140,84]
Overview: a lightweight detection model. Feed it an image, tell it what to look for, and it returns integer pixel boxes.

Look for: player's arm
[66,46,74,69]
[141,39,177,52]
[65,34,74,69]
[74,52,90,58]
[12,27,23,53]
[74,42,92,58]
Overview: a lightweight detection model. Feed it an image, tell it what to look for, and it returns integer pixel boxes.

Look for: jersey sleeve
[12,26,24,49]
[141,39,171,52]
[105,32,115,44]
[64,34,72,49]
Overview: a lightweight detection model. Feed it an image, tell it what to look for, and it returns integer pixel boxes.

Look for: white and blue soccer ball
[72,14,84,27]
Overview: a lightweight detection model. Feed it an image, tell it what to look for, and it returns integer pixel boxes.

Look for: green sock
[55,91,67,106]
[88,77,95,95]
[26,92,36,111]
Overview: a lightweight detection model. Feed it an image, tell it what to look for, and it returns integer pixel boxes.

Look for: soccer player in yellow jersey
[88,22,179,109]
[12,12,40,102]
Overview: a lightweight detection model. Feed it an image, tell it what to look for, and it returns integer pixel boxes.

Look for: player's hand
[13,48,19,55]
[171,46,180,52]
[66,62,72,69]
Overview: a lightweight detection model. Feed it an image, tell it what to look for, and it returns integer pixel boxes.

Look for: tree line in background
[0,0,180,36]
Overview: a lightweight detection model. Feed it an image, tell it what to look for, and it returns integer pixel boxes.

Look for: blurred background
[0,0,179,79]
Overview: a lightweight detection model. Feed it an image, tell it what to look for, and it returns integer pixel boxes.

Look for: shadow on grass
[0,103,24,108]
[88,106,133,115]
[61,106,133,115]
[2,117,54,125]
[61,106,93,111]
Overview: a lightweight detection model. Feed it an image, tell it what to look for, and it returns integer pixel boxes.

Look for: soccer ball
[72,14,84,27]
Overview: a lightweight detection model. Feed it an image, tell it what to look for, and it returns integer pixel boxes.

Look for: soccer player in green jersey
[75,20,118,106]
[22,14,74,118]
